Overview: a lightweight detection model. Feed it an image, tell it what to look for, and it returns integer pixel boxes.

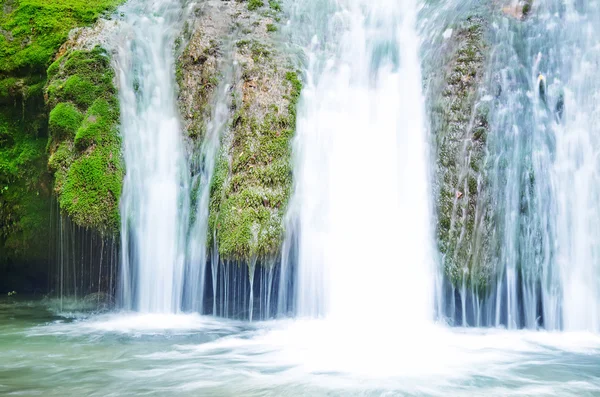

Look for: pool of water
[1,299,599,396]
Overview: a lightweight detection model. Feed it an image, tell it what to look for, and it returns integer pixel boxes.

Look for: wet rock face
[177,0,301,262]
[176,1,230,143]
[431,15,493,289]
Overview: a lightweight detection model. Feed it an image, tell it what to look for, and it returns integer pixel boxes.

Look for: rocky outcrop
[0,0,123,266]
[46,45,123,234]
[431,15,493,289]
[177,0,300,263]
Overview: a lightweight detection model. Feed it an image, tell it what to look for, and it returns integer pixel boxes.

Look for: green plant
[269,0,282,12]
[247,0,263,11]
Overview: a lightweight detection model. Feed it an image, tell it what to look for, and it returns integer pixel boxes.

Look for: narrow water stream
[117,0,192,313]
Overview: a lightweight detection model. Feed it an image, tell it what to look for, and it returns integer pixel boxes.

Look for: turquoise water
[2,298,600,396]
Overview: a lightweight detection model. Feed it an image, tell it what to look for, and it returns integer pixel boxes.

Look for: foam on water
[12,310,599,396]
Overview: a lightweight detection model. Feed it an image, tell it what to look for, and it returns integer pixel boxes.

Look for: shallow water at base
[1,300,599,396]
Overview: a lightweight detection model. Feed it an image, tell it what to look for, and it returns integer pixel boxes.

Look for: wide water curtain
[118,0,191,313]
[550,0,600,331]
[439,0,600,331]
[293,0,434,323]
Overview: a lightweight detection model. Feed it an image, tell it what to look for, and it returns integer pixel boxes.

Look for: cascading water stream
[185,67,233,314]
[548,0,600,332]
[288,0,435,325]
[116,0,193,313]
[437,0,600,331]
[73,0,600,332]
[485,0,600,331]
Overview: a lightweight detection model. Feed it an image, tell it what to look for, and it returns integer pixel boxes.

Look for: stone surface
[177,0,300,262]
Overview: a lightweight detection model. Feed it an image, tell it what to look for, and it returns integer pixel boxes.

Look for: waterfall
[116,0,192,313]
[549,0,600,332]
[436,0,600,332]
[71,0,600,329]
[288,0,435,324]
[485,0,600,331]
[183,75,230,314]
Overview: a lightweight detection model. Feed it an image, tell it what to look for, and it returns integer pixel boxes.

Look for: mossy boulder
[46,46,123,234]
[209,69,300,261]
[178,0,299,263]
[48,102,83,138]
[431,15,493,290]
[0,0,124,267]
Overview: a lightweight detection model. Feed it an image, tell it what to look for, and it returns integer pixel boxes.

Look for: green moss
[266,24,277,33]
[522,0,533,18]
[48,102,83,138]
[244,41,271,62]
[63,75,99,108]
[60,145,123,231]
[75,97,119,150]
[0,110,51,263]
[247,0,264,11]
[46,46,123,234]
[236,40,251,49]
[0,0,124,265]
[209,69,302,261]
[269,0,282,12]
[176,34,221,142]
[434,15,490,289]
[0,0,124,74]
[48,141,74,172]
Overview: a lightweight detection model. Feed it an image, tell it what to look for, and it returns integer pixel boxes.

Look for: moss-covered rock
[0,108,51,263]
[431,15,493,290]
[177,0,299,263]
[45,46,123,234]
[48,102,83,138]
[0,0,123,74]
[0,0,123,266]
[176,19,221,143]
[209,70,300,261]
